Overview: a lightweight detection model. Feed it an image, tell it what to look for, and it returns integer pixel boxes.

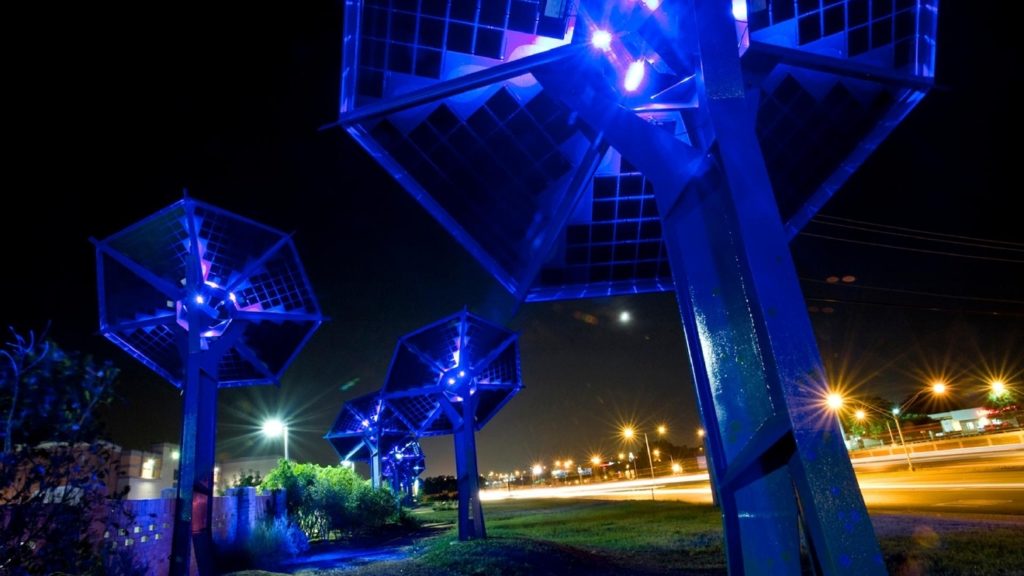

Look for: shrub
[260,460,401,540]
[245,517,309,567]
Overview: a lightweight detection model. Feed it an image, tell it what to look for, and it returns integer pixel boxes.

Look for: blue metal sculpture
[382,438,426,499]
[380,309,522,539]
[93,196,322,576]
[324,391,414,488]
[330,0,938,572]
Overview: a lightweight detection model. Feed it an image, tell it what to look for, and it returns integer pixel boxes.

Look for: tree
[0,327,141,575]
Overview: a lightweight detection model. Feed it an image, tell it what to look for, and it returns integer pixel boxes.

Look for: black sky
[4,2,1021,476]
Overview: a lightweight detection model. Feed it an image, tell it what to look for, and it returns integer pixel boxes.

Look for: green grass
[230,500,1024,576]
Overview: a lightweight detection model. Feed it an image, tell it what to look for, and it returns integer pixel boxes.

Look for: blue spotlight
[591,29,612,51]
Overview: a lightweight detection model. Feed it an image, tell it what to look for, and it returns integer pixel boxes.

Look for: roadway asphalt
[481,446,1024,516]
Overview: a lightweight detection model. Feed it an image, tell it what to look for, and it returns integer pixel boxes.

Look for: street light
[262,418,289,461]
[825,392,847,446]
[621,425,664,480]
[990,379,1007,397]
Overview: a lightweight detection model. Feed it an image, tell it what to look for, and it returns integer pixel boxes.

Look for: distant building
[215,456,280,495]
[929,406,1020,435]
[118,442,181,500]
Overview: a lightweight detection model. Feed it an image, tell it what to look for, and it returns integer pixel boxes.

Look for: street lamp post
[622,425,665,480]
[262,418,289,461]
[889,408,914,472]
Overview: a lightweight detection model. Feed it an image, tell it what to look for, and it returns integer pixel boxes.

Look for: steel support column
[530,0,883,571]
[453,394,485,540]
[170,315,218,576]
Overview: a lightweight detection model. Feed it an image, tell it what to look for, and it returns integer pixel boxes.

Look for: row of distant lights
[589,0,748,93]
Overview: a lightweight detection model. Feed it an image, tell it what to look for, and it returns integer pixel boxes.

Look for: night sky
[5,2,1020,477]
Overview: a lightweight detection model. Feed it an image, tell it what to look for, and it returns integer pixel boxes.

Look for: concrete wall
[100,488,286,576]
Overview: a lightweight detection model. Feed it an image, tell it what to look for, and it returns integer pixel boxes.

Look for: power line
[813,214,1024,249]
[800,277,1024,306]
[798,232,1024,264]
[804,296,1024,318]
[810,217,1024,254]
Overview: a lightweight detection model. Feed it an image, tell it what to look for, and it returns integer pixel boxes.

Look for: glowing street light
[931,381,947,395]
[991,380,1007,397]
[825,392,847,446]
[621,425,665,480]
[262,418,289,461]
[826,392,844,410]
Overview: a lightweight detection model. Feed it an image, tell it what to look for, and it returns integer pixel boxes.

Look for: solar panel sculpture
[93,196,322,576]
[382,439,426,498]
[325,391,415,488]
[331,0,938,571]
[380,309,522,539]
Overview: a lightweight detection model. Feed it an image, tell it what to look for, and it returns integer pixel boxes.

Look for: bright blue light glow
[447,377,457,385]
[228,292,237,302]
[591,29,612,51]
[195,294,205,304]
[732,0,747,21]
[642,0,661,10]
[458,370,466,377]
[624,60,646,92]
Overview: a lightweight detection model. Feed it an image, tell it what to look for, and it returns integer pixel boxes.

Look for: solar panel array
[380,310,522,436]
[95,198,322,387]
[338,0,938,302]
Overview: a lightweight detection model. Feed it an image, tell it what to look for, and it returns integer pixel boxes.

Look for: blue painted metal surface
[382,439,426,497]
[379,309,523,539]
[324,391,416,489]
[94,196,322,575]
[332,0,937,572]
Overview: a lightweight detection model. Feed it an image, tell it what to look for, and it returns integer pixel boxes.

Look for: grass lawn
[227,499,1024,576]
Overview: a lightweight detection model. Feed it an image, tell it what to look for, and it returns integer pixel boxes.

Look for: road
[481,447,1024,516]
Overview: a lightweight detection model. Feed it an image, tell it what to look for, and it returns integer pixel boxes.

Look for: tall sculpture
[380,309,523,539]
[328,0,938,571]
[94,196,322,575]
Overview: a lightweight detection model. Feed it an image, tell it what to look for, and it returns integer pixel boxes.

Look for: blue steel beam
[684,0,883,572]
[171,201,216,576]
[453,393,485,540]
[530,1,882,571]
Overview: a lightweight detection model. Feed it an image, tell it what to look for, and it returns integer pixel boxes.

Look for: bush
[245,517,309,567]
[260,460,401,541]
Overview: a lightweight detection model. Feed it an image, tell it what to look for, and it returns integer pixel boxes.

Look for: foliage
[421,475,457,501]
[0,327,144,575]
[841,395,897,439]
[260,460,401,541]
[232,468,264,489]
[245,516,309,566]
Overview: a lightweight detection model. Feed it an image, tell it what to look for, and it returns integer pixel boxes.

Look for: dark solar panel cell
[450,0,478,22]
[419,17,445,48]
[479,0,508,26]
[447,22,474,52]
[415,48,442,78]
[475,27,504,59]
[824,4,845,36]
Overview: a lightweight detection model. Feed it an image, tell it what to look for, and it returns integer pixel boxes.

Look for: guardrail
[849,430,1024,460]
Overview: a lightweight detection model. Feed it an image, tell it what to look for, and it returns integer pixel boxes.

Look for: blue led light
[592,29,612,51]
[624,60,646,92]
